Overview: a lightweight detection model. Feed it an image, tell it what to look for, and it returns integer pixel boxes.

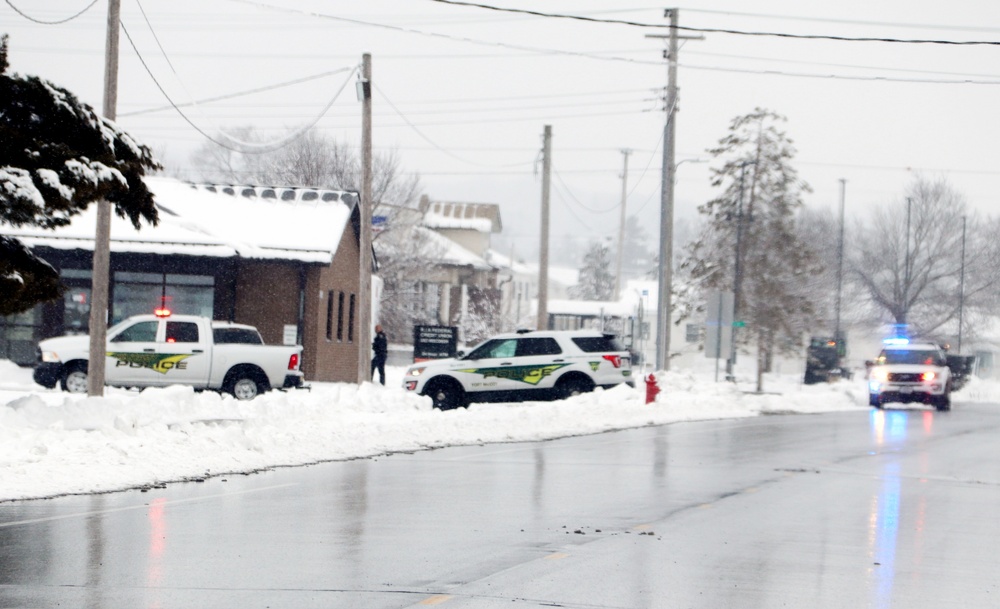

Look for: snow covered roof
[419,196,501,233]
[547,298,635,317]
[406,226,495,270]
[4,177,359,264]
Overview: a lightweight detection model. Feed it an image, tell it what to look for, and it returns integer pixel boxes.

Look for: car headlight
[40,351,61,363]
[870,369,889,382]
[407,366,427,377]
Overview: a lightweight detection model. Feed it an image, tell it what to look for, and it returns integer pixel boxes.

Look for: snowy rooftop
[419,196,501,233]
[4,177,358,264]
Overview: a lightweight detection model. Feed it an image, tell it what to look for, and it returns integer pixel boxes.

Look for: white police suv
[403,329,634,410]
[867,338,952,411]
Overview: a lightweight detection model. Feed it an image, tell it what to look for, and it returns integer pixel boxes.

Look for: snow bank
[0,359,992,502]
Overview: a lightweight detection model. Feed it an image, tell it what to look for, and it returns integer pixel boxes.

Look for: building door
[159,320,211,388]
[105,319,164,387]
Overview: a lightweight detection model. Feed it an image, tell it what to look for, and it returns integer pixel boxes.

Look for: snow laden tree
[621,214,657,279]
[849,176,1000,344]
[680,108,819,390]
[569,239,616,301]
[0,35,160,315]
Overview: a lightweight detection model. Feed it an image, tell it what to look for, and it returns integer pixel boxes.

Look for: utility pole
[613,149,631,301]
[537,125,552,331]
[835,178,846,344]
[647,9,701,372]
[726,160,753,379]
[958,216,967,353]
[87,0,120,397]
[903,197,912,326]
[357,53,373,383]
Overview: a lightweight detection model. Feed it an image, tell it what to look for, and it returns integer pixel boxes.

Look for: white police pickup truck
[403,329,634,410]
[33,311,304,400]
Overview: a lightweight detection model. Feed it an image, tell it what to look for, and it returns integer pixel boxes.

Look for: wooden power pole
[357,53,373,383]
[87,0,120,396]
[614,149,631,301]
[536,125,551,331]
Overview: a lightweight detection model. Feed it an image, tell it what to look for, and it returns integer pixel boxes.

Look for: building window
[336,292,345,341]
[0,307,40,365]
[348,293,356,343]
[325,290,333,340]
[112,272,213,324]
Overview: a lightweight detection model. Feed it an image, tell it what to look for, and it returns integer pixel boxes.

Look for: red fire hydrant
[645,374,660,404]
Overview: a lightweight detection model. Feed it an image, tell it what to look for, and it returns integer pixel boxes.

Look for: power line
[680,7,1000,34]
[424,0,1000,46]
[3,0,98,24]
[552,166,621,214]
[120,69,363,117]
[228,0,661,66]
[374,82,526,168]
[681,62,1000,85]
[119,19,358,153]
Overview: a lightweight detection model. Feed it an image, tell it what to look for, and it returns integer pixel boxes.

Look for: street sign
[704,290,734,359]
[412,325,458,362]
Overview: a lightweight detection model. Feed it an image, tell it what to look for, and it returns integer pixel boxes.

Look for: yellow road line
[419,595,453,605]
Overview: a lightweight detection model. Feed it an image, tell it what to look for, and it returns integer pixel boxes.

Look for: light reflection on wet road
[2,402,999,608]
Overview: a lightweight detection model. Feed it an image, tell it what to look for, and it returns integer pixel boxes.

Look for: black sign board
[413,325,459,362]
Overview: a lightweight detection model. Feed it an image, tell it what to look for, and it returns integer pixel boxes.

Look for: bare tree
[372,220,450,343]
[850,176,1000,344]
[680,108,818,390]
[190,127,421,211]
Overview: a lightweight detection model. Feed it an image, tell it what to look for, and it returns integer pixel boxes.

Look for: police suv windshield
[877,348,945,366]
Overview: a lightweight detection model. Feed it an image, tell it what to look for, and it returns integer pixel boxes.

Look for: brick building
[1,177,365,382]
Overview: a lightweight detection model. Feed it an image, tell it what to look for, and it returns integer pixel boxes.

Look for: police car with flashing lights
[402,329,635,410]
[867,338,952,411]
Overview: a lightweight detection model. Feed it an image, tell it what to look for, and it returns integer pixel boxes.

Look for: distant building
[0,177,365,382]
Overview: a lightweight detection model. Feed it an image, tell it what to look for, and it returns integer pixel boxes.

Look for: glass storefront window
[63,287,91,334]
[112,272,214,324]
[0,307,40,365]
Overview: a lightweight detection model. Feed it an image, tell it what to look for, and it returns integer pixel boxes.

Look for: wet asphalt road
[2,401,999,608]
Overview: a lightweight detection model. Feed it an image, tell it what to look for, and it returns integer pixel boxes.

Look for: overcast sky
[4,0,999,263]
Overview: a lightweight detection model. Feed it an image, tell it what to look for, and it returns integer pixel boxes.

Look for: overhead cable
[119,20,357,153]
[120,69,356,117]
[3,0,98,24]
[425,0,1000,46]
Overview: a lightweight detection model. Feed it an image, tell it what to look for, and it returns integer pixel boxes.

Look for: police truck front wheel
[61,363,88,393]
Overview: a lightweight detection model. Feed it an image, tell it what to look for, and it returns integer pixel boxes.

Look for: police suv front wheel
[426,379,466,410]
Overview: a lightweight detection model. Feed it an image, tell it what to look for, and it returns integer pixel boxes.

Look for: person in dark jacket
[371,324,388,385]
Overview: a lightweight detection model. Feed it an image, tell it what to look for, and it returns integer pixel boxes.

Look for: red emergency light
[154,307,172,318]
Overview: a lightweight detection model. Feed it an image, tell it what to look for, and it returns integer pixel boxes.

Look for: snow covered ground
[1,358,996,503]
